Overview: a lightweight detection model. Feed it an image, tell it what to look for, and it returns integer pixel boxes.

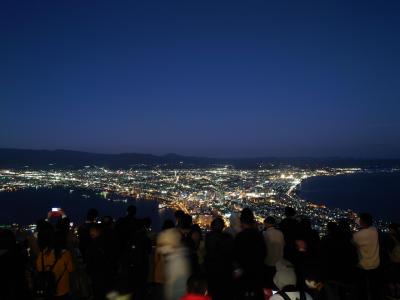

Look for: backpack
[33,251,66,300]
[277,290,306,300]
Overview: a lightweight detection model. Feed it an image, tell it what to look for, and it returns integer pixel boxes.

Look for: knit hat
[273,259,297,289]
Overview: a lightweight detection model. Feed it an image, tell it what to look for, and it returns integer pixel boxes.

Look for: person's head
[211,217,225,233]
[102,216,114,228]
[174,210,185,226]
[300,218,312,230]
[162,219,175,231]
[359,213,373,228]
[56,217,71,233]
[180,214,193,231]
[126,205,137,217]
[326,222,338,236]
[186,274,208,295]
[240,208,255,228]
[143,217,152,230]
[228,212,241,233]
[273,260,297,290]
[157,228,182,253]
[284,206,296,218]
[86,208,99,222]
[304,264,325,291]
[89,223,103,240]
[190,224,202,244]
[264,216,276,228]
[38,227,55,251]
[337,218,352,239]
[54,229,66,256]
[389,223,400,240]
[36,219,52,233]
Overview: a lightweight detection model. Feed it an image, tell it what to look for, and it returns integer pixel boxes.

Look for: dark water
[0,187,175,231]
[299,171,400,222]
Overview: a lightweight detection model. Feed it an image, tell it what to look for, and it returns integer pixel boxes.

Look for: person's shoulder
[60,249,73,261]
[269,294,284,300]
[305,292,313,300]
[270,227,284,234]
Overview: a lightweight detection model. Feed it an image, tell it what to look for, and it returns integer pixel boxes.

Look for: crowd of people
[1,205,400,300]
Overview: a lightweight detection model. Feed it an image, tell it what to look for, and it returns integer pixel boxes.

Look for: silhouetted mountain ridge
[0,148,399,169]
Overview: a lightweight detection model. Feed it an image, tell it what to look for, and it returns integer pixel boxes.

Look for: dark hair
[190,224,202,240]
[36,219,53,232]
[175,210,185,224]
[337,219,352,240]
[56,217,70,233]
[326,222,338,235]
[211,217,225,233]
[102,216,114,227]
[142,217,152,229]
[359,213,373,227]
[264,216,276,225]
[240,208,255,225]
[86,208,99,221]
[54,229,66,257]
[162,219,175,230]
[284,206,296,217]
[126,205,137,216]
[38,227,55,252]
[389,223,400,241]
[89,223,103,233]
[304,263,324,283]
[187,274,208,295]
[180,214,193,230]
[300,218,312,230]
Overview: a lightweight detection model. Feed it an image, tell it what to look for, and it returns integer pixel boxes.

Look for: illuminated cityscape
[1,166,394,231]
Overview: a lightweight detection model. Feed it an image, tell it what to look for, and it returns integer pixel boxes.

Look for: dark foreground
[1,206,400,300]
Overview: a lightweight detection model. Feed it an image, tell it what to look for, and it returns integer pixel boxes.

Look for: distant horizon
[1,147,400,160]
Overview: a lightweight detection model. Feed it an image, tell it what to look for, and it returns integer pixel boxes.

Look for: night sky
[1,0,400,158]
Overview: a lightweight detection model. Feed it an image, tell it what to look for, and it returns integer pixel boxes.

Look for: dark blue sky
[1,0,399,158]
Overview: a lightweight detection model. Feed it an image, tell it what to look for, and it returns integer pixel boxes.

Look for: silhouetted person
[78,208,99,260]
[179,214,198,274]
[280,207,299,263]
[304,263,357,300]
[280,207,298,242]
[85,223,115,299]
[298,218,320,257]
[319,222,358,282]
[353,213,381,300]
[205,217,234,300]
[117,218,152,299]
[263,216,285,288]
[115,205,139,250]
[162,219,175,231]
[387,223,400,264]
[270,260,313,300]
[175,210,186,228]
[0,229,31,300]
[382,223,400,300]
[234,208,266,300]
[153,220,175,299]
[225,212,241,237]
[35,226,75,299]
[157,228,190,300]
[190,224,205,267]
